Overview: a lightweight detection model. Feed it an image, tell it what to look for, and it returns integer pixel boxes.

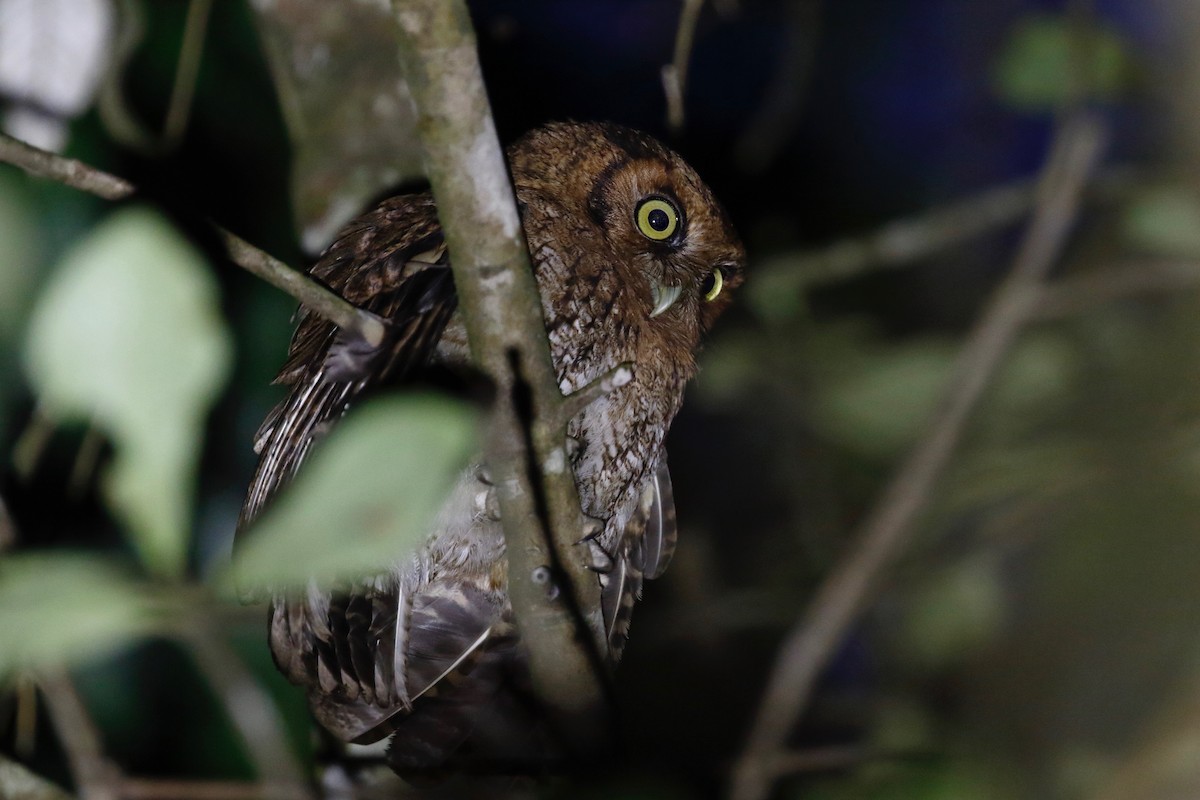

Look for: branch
[119,779,307,800]
[734,0,823,173]
[173,624,312,798]
[1088,668,1200,800]
[1035,259,1200,319]
[729,114,1107,800]
[0,132,387,348]
[392,0,611,754]
[748,165,1135,320]
[0,755,75,800]
[662,0,705,132]
[37,669,121,800]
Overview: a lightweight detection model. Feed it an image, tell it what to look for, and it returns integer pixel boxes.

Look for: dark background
[4,1,1199,798]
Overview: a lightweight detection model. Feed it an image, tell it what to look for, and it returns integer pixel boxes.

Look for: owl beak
[649,281,683,318]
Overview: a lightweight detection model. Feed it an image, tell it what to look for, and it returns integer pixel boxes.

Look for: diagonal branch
[173,623,313,798]
[0,132,387,348]
[392,0,611,755]
[37,669,122,800]
[728,114,1107,800]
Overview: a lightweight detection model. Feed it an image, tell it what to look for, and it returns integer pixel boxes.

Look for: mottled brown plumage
[238,121,745,774]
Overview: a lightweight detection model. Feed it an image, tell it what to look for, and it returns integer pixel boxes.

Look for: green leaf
[898,558,1006,669]
[23,207,233,577]
[229,394,476,593]
[0,553,161,677]
[992,15,1130,111]
[811,339,954,460]
[1121,185,1200,259]
[0,171,42,343]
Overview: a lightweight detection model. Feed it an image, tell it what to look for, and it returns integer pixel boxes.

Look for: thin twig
[662,0,705,132]
[162,0,213,147]
[1035,259,1200,318]
[734,0,823,173]
[0,494,15,553]
[121,778,309,800]
[13,675,38,758]
[98,0,211,154]
[0,134,133,199]
[68,425,107,499]
[0,132,387,348]
[37,669,121,800]
[174,625,313,799]
[728,115,1107,800]
[10,406,55,482]
[766,745,910,776]
[216,229,386,347]
[749,166,1136,320]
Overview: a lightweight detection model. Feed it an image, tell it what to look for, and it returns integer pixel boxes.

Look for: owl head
[508,122,746,356]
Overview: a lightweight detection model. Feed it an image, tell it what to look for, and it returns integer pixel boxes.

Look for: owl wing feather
[239,195,452,528]
[240,195,480,741]
[600,458,677,661]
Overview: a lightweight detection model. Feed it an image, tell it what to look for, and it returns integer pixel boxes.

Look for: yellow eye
[635,197,679,241]
[701,268,724,302]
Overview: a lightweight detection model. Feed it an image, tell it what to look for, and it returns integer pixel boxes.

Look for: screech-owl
[238,121,746,773]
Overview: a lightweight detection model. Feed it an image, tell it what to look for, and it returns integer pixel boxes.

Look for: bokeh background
[4,1,1200,798]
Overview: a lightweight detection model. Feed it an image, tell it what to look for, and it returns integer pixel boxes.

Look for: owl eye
[701,267,724,302]
[635,197,680,241]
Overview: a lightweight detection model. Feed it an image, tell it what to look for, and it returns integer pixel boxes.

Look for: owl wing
[238,194,454,529]
[238,195,489,744]
[601,457,678,661]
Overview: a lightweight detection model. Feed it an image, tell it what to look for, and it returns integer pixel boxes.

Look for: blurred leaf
[897,557,1006,669]
[0,753,74,800]
[992,15,1130,110]
[811,338,954,460]
[0,0,115,151]
[0,553,160,676]
[0,172,42,342]
[746,256,812,323]
[248,0,424,252]
[799,759,1010,800]
[0,171,44,430]
[1121,185,1200,259]
[23,207,233,577]
[229,395,475,592]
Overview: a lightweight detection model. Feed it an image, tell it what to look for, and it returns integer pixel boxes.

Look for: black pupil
[701,271,716,294]
[647,207,670,231]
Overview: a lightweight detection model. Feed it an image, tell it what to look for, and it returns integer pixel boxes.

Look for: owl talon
[473,484,502,521]
[584,540,615,574]
[474,464,494,486]
[575,515,605,545]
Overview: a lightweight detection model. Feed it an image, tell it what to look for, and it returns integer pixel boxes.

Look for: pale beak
[649,281,683,318]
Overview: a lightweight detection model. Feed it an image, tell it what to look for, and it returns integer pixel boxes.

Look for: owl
[238,121,745,774]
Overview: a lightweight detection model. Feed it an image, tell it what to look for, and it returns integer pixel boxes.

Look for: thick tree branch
[392,0,610,753]
[729,115,1107,800]
[0,132,387,348]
